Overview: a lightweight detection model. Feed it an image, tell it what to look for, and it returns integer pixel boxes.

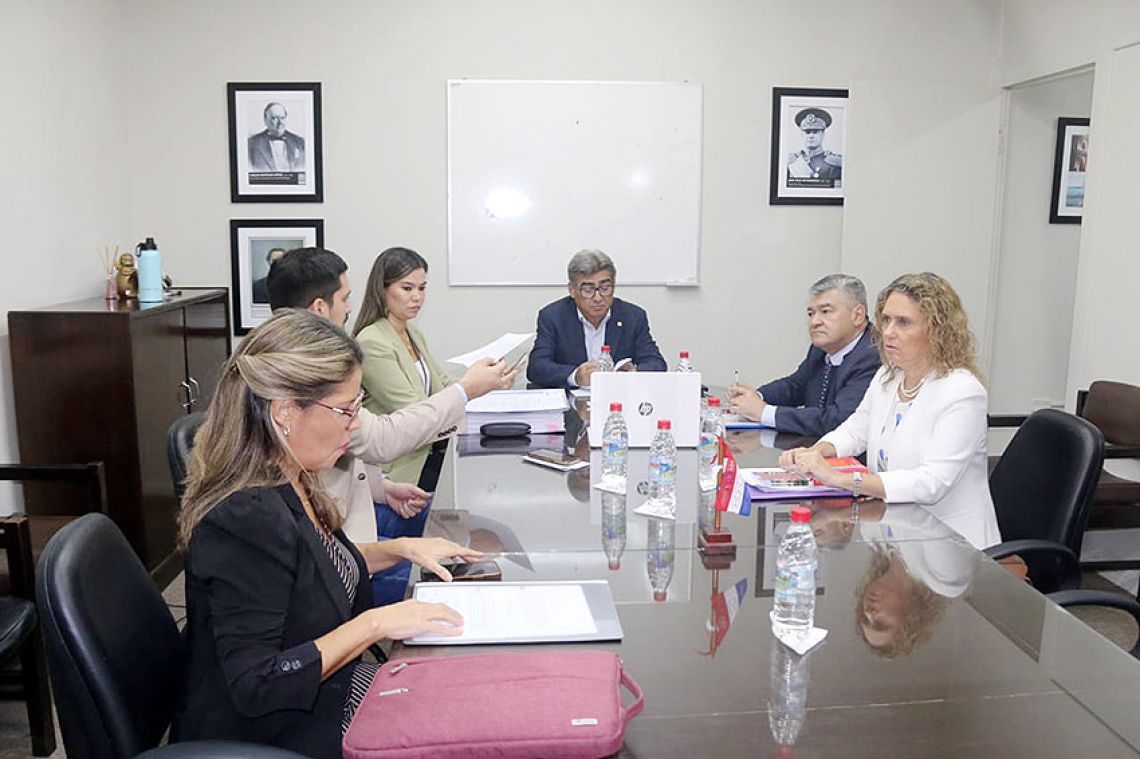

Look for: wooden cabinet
[8,289,231,584]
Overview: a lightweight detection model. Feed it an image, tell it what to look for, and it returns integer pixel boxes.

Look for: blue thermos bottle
[137,237,164,303]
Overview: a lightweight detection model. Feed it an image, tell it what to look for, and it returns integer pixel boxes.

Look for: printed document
[410,583,598,644]
[447,332,533,367]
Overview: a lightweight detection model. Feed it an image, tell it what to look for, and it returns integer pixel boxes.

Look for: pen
[733,369,740,385]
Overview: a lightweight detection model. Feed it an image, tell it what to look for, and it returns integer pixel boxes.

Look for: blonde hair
[874,272,982,384]
[178,309,362,546]
[854,547,949,659]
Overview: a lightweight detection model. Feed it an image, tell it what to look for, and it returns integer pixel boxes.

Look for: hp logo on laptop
[638,401,654,416]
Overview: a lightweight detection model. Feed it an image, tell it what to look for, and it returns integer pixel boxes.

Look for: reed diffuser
[98,245,119,301]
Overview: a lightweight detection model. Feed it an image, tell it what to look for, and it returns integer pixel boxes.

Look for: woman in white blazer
[780,272,1001,550]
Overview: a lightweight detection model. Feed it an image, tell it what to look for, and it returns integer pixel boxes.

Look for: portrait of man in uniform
[787,107,843,185]
[769,87,848,206]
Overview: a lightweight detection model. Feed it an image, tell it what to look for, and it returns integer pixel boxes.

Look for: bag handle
[619,668,645,724]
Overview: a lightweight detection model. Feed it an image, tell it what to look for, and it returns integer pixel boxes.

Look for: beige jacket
[357,319,453,485]
[320,384,464,544]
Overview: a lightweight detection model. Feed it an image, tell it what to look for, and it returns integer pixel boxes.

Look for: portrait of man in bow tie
[247,101,307,173]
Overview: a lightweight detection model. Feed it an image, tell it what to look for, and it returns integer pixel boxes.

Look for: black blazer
[526,296,667,388]
[172,484,370,758]
[758,328,881,437]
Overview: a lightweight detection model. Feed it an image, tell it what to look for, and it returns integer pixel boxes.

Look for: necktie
[817,361,833,407]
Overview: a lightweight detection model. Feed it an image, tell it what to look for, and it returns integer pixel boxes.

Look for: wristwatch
[852,470,864,498]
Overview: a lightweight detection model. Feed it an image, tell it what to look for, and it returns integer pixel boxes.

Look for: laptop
[589,371,702,447]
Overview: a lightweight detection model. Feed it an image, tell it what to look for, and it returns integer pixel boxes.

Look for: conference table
[399,407,1140,757]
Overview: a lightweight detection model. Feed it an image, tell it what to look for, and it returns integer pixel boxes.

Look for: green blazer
[357,318,454,485]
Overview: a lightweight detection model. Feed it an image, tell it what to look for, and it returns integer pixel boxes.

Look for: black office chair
[35,513,303,758]
[984,409,1105,593]
[1049,589,1140,659]
[168,413,206,500]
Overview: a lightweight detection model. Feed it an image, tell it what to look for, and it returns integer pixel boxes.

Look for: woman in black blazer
[172,310,478,757]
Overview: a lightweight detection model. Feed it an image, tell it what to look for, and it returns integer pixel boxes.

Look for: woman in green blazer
[353,247,453,492]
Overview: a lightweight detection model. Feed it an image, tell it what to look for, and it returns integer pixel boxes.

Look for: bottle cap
[608,559,621,570]
[609,402,622,412]
[653,590,667,602]
[707,397,721,407]
[601,345,611,353]
[790,505,812,523]
[679,351,689,358]
[139,237,157,251]
[657,419,672,430]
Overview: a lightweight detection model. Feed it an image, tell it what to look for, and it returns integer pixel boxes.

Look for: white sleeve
[877,380,987,505]
[819,374,877,456]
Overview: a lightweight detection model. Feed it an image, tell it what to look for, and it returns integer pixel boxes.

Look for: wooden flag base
[699,529,736,557]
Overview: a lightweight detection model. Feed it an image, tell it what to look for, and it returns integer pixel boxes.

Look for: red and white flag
[713,437,749,515]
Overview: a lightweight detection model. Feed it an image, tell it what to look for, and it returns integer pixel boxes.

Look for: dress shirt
[566,309,612,388]
[761,330,866,427]
[269,139,288,171]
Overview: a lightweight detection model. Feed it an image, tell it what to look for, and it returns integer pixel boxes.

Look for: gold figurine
[115,253,139,299]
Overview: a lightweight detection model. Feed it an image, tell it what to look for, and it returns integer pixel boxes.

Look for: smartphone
[523,448,589,471]
[420,560,502,583]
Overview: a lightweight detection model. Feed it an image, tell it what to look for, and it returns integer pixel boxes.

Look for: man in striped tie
[728,274,880,437]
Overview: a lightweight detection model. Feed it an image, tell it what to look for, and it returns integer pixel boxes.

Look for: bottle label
[604,440,627,463]
[774,562,816,597]
[699,432,717,461]
[650,457,676,486]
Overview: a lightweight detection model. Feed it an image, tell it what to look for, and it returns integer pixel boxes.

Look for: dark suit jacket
[759,328,880,438]
[526,296,666,389]
[173,484,370,758]
[248,130,306,172]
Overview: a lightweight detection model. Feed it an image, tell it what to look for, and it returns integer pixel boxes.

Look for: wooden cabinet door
[184,297,230,410]
[129,309,187,570]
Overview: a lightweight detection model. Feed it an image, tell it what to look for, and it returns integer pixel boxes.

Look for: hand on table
[779,447,839,487]
[397,537,483,581]
[383,480,431,519]
[727,383,766,421]
[369,599,464,640]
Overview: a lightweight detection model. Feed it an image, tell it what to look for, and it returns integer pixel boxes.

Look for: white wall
[0,0,132,514]
[997,0,1140,402]
[988,71,1093,413]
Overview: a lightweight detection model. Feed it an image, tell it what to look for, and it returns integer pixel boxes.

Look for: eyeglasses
[576,281,614,298]
[313,391,365,426]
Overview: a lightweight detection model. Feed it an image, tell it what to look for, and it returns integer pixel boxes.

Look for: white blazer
[821,367,1001,549]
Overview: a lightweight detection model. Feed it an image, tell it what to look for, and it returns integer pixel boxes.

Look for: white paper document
[465,388,568,414]
[410,583,599,644]
[447,332,533,367]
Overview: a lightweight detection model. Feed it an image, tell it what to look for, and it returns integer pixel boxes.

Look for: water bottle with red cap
[647,419,676,511]
[601,401,628,485]
[771,505,818,635]
[595,344,615,373]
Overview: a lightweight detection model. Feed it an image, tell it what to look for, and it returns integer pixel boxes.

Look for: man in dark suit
[728,273,879,437]
[251,247,287,304]
[527,249,667,389]
[247,101,306,172]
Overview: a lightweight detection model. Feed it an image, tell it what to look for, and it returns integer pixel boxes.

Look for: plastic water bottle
[699,397,725,491]
[601,402,628,486]
[600,492,627,570]
[771,505,818,635]
[768,636,810,749]
[595,345,615,373]
[646,517,676,602]
[675,350,694,372]
[647,420,676,512]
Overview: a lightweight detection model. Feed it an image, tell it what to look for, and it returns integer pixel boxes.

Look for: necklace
[899,374,927,400]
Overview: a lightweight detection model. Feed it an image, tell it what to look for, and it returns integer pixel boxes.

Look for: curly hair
[854,546,950,659]
[874,272,982,384]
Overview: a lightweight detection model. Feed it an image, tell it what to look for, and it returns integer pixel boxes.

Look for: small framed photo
[769,87,849,206]
[1049,116,1089,224]
[230,219,323,334]
[228,82,323,203]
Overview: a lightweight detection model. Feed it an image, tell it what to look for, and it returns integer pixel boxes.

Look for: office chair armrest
[984,539,1081,593]
[987,414,1029,428]
[1104,444,1140,459]
[1049,589,1140,659]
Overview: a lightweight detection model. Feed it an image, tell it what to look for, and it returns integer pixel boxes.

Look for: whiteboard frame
[446,79,704,287]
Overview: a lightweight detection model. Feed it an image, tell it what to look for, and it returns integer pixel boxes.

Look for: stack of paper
[463,388,568,435]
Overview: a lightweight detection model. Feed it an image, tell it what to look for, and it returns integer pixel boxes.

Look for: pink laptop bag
[342,650,644,758]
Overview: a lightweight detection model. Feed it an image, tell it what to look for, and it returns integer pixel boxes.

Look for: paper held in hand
[447,332,533,367]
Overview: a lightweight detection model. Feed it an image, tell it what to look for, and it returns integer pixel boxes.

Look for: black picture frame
[769,87,849,206]
[228,82,323,203]
[1049,116,1089,224]
[230,219,324,335]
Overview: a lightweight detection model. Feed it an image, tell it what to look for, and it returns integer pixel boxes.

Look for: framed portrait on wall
[230,219,323,334]
[1049,116,1089,224]
[228,82,323,203]
[769,87,849,206]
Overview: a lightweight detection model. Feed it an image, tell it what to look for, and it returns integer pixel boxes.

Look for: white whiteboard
[447,80,703,286]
